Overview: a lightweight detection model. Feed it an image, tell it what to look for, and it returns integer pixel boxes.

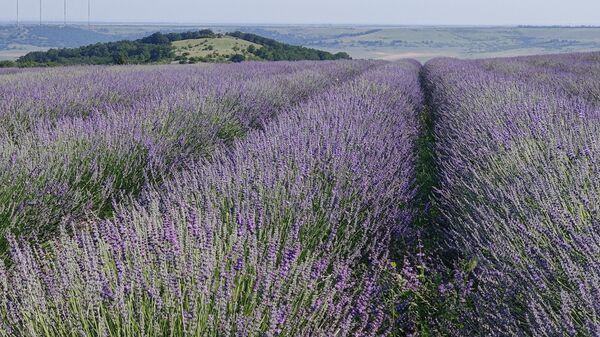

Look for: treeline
[138,30,216,44]
[2,29,349,67]
[227,32,351,61]
[16,40,173,66]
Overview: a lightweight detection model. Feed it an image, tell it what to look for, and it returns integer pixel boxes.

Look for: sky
[2,0,600,26]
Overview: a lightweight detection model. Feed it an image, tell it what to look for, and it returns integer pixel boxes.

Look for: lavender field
[0,53,599,336]
[423,53,600,336]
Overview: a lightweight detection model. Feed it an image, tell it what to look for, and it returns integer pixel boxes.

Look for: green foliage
[0,60,16,68]
[139,30,216,44]
[229,54,246,63]
[112,50,129,65]
[227,31,352,61]
[18,39,173,66]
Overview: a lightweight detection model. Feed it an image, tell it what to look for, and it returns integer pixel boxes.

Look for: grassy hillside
[173,36,262,63]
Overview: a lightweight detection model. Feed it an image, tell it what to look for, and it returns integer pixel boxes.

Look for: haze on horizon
[1,0,600,26]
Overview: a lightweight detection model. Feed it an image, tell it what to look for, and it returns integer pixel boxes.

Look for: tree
[230,54,246,63]
[334,52,352,60]
[140,32,170,45]
[0,61,16,68]
[112,51,129,65]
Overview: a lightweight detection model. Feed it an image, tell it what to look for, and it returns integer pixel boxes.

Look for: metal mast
[64,0,66,26]
[16,0,19,28]
[40,0,42,26]
[88,0,91,27]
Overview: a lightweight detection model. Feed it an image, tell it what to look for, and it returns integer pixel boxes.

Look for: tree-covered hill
[227,31,350,61]
[4,30,350,67]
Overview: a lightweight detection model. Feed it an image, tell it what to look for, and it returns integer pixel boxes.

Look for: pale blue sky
[2,0,600,25]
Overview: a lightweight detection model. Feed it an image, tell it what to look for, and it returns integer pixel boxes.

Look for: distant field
[2,24,600,61]
[228,25,600,61]
[0,43,47,60]
[172,36,261,61]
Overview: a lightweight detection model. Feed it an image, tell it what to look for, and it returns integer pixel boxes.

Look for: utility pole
[40,0,42,26]
[16,0,19,28]
[88,0,91,28]
[64,0,67,26]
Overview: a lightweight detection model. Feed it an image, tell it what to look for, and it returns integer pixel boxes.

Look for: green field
[172,36,262,62]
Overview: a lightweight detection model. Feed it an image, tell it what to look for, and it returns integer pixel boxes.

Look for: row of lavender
[0,61,422,335]
[0,61,374,250]
[424,54,600,335]
[476,52,600,106]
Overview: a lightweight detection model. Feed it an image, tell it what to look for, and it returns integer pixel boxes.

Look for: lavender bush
[0,61,422,336]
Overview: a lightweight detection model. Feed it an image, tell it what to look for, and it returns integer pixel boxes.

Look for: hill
[2,30,350,67]
[172,36,262,63]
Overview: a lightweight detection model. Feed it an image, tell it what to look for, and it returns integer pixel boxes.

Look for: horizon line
[1,21,600,28]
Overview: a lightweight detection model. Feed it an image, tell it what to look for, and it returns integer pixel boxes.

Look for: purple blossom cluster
[424,53,600,335]
[0,60,422,336]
